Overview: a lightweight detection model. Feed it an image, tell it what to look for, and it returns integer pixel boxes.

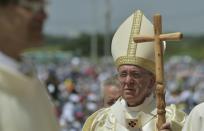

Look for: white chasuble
[0,53,59,131]
[83,95,186,131]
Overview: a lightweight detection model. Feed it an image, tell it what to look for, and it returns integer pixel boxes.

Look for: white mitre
[111,10,165,74]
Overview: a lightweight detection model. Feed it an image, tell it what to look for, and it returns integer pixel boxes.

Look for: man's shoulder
[83,107,111,131]
[0,64,40,94]
[89,107,110,119]
[190,102,204,116]
[0,65,21,79]
[193,102,204,110]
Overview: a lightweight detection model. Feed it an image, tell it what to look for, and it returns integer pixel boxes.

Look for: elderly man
[101,75,122,107]
[0,0,59,131]
[82,10,186,131]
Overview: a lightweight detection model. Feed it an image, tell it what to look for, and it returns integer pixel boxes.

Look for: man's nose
[124,75,134,84]
[34,8,47,22]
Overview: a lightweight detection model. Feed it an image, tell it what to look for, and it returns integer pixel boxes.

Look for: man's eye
[132,73,141,78]
[119,73,127,77]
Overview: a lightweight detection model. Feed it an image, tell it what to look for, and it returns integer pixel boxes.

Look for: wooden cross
[133,14,183,130]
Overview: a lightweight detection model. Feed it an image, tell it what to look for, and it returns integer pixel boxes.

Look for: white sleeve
[182,103,204,131]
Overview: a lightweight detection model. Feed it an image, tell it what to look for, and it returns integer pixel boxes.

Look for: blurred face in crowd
[22,0,47,45]
[0,0,47,60]
[118,65,155,107]
[103,85,122,107]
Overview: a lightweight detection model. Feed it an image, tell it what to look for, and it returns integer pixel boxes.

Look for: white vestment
[182,102,204,131]
[0,52,60,131]
[83,95,186,131]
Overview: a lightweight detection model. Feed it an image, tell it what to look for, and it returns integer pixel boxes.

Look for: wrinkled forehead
[118,64,147,72]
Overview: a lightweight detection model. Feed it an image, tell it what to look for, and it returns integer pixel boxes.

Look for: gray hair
[100,75,121,98]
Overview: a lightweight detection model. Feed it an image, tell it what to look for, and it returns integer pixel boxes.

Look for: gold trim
[116,56,155,74]
[127,10,143,57]
[114,10,155,74]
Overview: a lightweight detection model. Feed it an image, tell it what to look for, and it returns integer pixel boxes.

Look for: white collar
[125,94,155,113]
[110,94,156,129]
[0,52,20,71]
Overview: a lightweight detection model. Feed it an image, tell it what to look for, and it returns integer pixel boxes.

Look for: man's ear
[149,75,156,89]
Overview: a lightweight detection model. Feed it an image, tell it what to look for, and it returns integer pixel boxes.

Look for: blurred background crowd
[27,55,116,131]
[25,54,204,131]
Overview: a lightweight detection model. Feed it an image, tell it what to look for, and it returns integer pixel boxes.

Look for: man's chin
[124,95,136,102]
[123,94,143,106]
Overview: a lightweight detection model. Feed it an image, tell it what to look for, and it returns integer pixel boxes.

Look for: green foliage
[165,36,204,60]
[43,33,106,57]
[40,34,204,60]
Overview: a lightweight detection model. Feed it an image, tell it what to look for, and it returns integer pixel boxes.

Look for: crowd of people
[29,56,116,131]
[165,55,204,113]
[26,54,204,131]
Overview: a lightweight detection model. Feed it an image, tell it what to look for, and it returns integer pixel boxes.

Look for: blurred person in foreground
[182,102,204,131]
[182,81,204,131]
[0,0,60,131]
[82,10,186,131]
[101,75,122,107]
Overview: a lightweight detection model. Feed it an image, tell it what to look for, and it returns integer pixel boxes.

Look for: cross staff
[133,14,183,130]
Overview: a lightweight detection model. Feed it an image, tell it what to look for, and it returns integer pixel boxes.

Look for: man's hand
[159,122,172,131]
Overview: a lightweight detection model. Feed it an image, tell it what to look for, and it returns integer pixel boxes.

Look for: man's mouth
[124,88,135,94]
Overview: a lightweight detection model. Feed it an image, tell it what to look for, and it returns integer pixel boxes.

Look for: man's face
[103,85,122,107]
[20,0,47,47]
[118,65,155,106]
[0,0,47,59]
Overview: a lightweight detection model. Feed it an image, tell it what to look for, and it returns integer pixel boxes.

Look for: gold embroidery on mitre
[116,56,155,74]
[127,10,143,57]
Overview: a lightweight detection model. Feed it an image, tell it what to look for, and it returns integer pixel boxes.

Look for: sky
[44,0,204,37]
